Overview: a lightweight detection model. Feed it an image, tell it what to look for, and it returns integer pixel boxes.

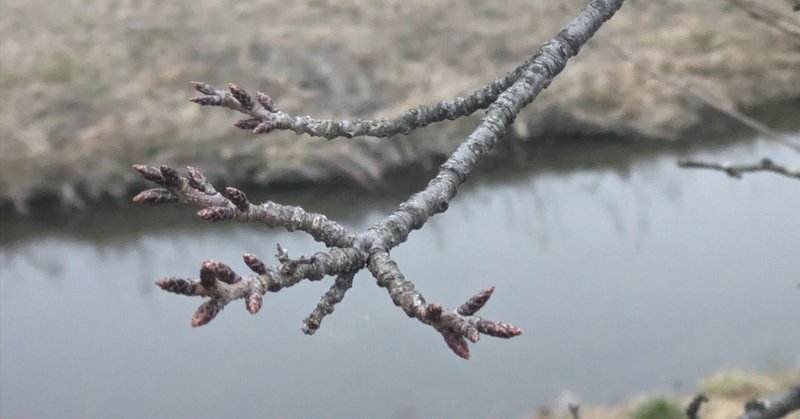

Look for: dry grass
[530,369,800,419]
[1,0,799,212]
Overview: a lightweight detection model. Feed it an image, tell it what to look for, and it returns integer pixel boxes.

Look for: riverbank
[1,0,799,214]
[536,368,800,419]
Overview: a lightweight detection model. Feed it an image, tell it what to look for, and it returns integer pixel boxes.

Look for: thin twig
[677,158,800,180]
[189,50,542,141]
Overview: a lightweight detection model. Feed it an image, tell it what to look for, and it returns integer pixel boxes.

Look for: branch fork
[135,0,629,358]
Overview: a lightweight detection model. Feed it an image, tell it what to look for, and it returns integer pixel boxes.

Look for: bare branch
[371,0,626,250]
[367,248,521,359]
[187,2,624,141]
[739,385,800,419]
[154,246,366,327]
[136,0,624,357]
[302,271,356,335]
[134,165,357,248]
[678,158,800,180]
[187,52,551,140]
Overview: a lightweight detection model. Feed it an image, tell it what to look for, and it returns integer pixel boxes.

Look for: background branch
[678,158,800,180]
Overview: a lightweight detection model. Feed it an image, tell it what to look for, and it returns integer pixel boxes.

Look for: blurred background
[1,0,799,418]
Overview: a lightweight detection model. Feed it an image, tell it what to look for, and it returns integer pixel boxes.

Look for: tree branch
[302,271,356,335]
[133,165,357,248]
[677,158,800,180]
[190,69,518,139]
[135,0,626,358]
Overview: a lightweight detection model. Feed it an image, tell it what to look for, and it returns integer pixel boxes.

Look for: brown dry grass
[1,0,799,212]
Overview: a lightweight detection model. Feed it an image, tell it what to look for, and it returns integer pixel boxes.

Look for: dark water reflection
[2,136,799,419]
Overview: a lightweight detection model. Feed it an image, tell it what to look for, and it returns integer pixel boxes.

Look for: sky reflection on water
[1,136,799,419]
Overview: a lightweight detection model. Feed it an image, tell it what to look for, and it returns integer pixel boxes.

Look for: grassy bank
[1,0,799,213]
[535,368,800,419]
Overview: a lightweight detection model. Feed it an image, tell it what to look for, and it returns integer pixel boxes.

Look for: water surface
[2,135,799,418]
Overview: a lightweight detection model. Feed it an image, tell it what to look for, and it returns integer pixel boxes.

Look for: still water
[1,135,799,418]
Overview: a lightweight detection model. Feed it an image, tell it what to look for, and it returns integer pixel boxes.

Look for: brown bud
[457,286,495,316]
[191,81,217,95]
[191,299,224,327]
[200,260,217,288]
[475,319,522,339]
[133,165,165,185]
[185,166,210,193]
[246,292,263,314]
[189,96,219,106]
[234,118,262,130]
[228,83,253,110]
[243,253,267,274]
[209,261,239,284]
[159,165,181,188]
[223,187,249,211]
[256,91,277,112]
[443,330,470,359]
[155,277,195,295]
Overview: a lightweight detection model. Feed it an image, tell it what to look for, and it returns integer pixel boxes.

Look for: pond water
[1,134,799,419]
